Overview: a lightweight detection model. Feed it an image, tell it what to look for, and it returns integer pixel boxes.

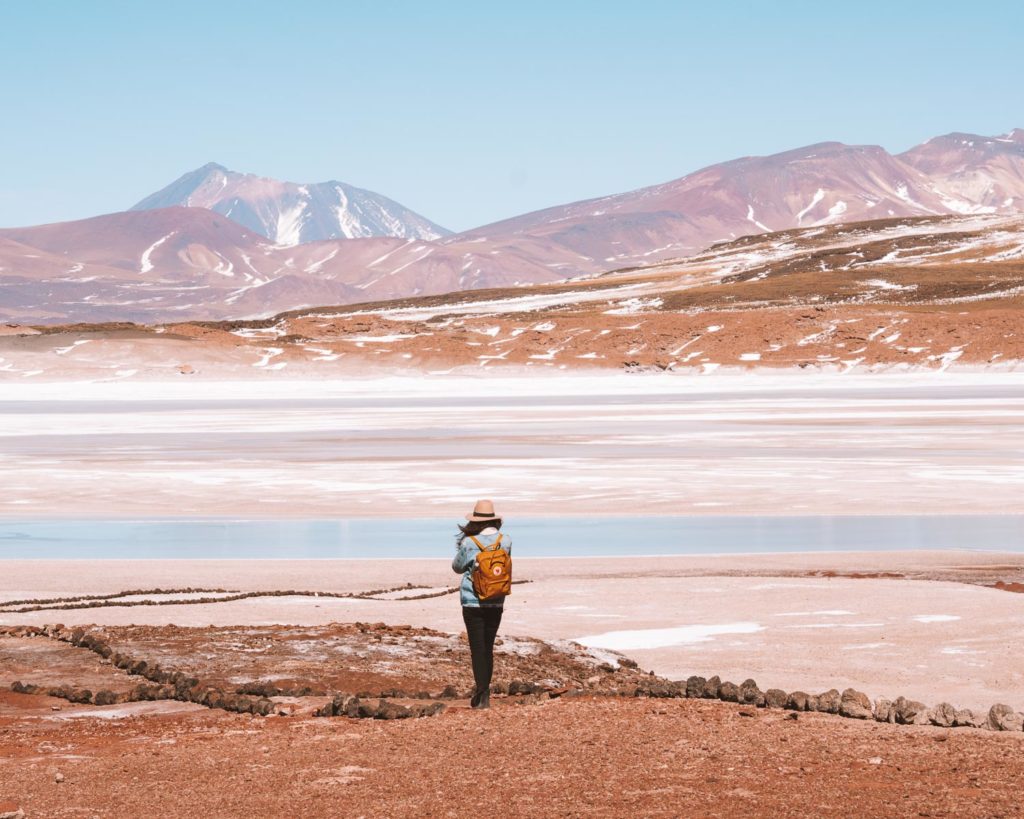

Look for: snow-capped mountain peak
[131,164,450,246]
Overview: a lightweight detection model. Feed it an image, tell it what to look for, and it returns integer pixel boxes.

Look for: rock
[928,702,957,728]
[839,688,872,720]
[718,682,740,703]
[738,679,761,706]
[702,675,721,699]
[764,689,788,709]
[251,698,274,717]
[685,676,706,699]
[376,701,412,720]
[0,799,25,819]
[873,698,894,723]
[954,708,986,729]
[66,688,93,705]
[10,681,39,695]
[786,691,811,712]
[987,704,1024,732]
[508,680,540,695]
[814,689,841,714]
[618,658,639,669]
[893,696,929,725]
[439,685,460,699]
[355,699,381,719]
[490,683,508,696]
[93,690,119,706]
[54,771,65,783]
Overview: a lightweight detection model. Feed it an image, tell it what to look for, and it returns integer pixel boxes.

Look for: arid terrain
[2,213,1022,376]
[2,550,1024,817]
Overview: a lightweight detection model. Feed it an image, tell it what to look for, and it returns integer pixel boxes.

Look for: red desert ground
[1,128,1023,819]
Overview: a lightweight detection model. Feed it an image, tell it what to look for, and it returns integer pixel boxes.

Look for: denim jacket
[451,527,511,608]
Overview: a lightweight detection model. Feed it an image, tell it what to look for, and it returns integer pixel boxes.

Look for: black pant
[462,606,503,692]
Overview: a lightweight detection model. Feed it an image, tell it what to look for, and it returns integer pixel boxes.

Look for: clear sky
[2,1,1022,231]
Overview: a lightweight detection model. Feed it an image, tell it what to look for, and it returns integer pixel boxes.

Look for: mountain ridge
[3,127,1023,324]
[131,163,451,246]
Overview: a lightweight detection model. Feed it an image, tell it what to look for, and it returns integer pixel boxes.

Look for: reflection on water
[0,516,1020,559]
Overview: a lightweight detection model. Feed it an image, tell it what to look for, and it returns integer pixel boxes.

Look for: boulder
[702,675,721,699]
[814,689,841,714]
[738,679,762,706]
[893,696,929,725]
[987,704,1024,732]
[376,701,412,720]
[10,681,39,695]
[873,698,895,723]
[93,690,119,706]
[764,689,788,709]
[439,685,460,699]
[355,699,381,719]
[718,682,740,703]
[253,698,274,717]
[685,676,706,699]
[65,687,93,705]
[928,702,957,728]
[786,691,811,712]
[954,708,986,729]
[839,689,872,720]
[508,681,540,696]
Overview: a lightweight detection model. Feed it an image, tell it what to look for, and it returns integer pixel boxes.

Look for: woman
[452,499,511,710]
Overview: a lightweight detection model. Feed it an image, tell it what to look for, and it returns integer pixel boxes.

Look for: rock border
[0,581,532,614]
[3,625,1022,731]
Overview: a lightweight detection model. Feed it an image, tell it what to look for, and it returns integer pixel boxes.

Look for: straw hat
[466,499,501,522]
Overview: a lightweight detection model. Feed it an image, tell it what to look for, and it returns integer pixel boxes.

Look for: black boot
[471,688,490,710]
[470,688,483,708]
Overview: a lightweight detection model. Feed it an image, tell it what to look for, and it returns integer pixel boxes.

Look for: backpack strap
[469,534,502,552]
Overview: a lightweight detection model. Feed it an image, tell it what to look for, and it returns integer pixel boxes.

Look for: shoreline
[2,550,1023,710]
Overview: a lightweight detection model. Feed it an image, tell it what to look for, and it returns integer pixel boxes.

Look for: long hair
[456,518,502,544]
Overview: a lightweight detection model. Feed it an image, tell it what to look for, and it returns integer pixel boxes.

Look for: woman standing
[452,499,512,710]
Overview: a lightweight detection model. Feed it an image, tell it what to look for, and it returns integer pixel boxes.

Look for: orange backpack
[470,534,512,601]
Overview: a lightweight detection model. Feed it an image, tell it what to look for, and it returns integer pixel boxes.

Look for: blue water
[0,516,1020,559]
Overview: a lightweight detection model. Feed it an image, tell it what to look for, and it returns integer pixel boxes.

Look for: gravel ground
[2,694,1022,818]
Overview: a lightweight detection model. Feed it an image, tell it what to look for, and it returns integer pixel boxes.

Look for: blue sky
[2,1,1022,231]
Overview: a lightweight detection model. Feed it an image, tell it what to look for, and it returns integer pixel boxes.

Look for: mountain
[3,128,1024,324]
[0,207,592,324]
[131,163,451,245]
[465,129,1024,266]
[899,129,1024,213]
